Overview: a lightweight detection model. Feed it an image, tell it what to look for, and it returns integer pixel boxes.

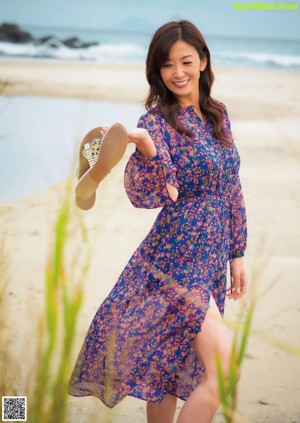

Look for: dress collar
[181,105,207,124]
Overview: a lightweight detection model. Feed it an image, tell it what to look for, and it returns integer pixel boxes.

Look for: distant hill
[115,16,156,33]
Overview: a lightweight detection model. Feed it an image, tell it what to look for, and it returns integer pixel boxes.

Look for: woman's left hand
[226,257,248,300]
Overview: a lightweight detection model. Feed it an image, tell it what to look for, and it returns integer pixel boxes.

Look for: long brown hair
[145,20,232,147]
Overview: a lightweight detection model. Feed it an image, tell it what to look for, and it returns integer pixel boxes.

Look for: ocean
[0,24,300,69]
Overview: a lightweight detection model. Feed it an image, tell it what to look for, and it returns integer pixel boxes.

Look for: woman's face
[160,39,207,105]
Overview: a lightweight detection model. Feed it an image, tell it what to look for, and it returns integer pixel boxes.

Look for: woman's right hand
[97,125,157,158]
[99,127,109,138]
[127,128,157,158]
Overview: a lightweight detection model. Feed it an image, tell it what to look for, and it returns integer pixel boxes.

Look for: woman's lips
[173,80,189,88]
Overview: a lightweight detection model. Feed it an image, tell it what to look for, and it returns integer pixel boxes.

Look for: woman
[69,20,248,423]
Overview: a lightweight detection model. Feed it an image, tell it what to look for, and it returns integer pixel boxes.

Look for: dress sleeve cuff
[134,150,161,162]
[231,252,245,259]
[134,150,179,188]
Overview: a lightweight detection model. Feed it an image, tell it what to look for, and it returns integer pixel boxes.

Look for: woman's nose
[174,66,185,78]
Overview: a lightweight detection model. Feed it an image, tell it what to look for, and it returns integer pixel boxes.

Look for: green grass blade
[215,352,230,422]
[237,300,254,366]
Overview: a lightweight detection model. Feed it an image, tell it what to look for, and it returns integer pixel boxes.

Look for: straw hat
[75,122,128,210]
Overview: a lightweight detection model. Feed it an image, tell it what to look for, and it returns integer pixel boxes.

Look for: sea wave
[0,40,146,62]
[215,50,300,68]
[1,40,300,69]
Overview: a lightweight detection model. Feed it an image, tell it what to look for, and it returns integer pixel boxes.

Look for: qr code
[2,396,27,421]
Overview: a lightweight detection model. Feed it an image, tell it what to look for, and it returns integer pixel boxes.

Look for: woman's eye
[163,63,172,68]
[183,61,192,65]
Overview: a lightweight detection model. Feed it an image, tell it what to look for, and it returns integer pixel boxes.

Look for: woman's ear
[200,56,207,72]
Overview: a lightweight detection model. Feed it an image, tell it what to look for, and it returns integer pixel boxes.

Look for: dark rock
[38,35,55,44]
[0,22,99,51]
[0,23,33,43]
[63,36,98,49]
[64,37,83,48]
[37,36,62,49]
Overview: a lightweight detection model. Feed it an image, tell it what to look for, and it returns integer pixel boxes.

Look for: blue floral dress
[69,102,247,408]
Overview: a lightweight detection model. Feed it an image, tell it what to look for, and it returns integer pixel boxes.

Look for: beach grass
[0,181,91,422]
[215,243,271,422]
[216,295,255,423]
[29,181,88,423]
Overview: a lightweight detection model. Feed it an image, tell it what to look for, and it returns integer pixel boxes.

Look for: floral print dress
[68,102,247,408]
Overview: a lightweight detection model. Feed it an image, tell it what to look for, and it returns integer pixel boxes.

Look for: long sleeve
[223,105,248,259]
[124,113,179,209]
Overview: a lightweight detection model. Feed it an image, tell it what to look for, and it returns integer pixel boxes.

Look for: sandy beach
[0,59,300,422]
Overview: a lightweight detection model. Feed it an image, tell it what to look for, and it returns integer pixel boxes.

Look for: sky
[1,0,300,40]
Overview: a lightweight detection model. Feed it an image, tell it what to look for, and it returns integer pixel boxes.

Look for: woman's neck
[179,94,201,112]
